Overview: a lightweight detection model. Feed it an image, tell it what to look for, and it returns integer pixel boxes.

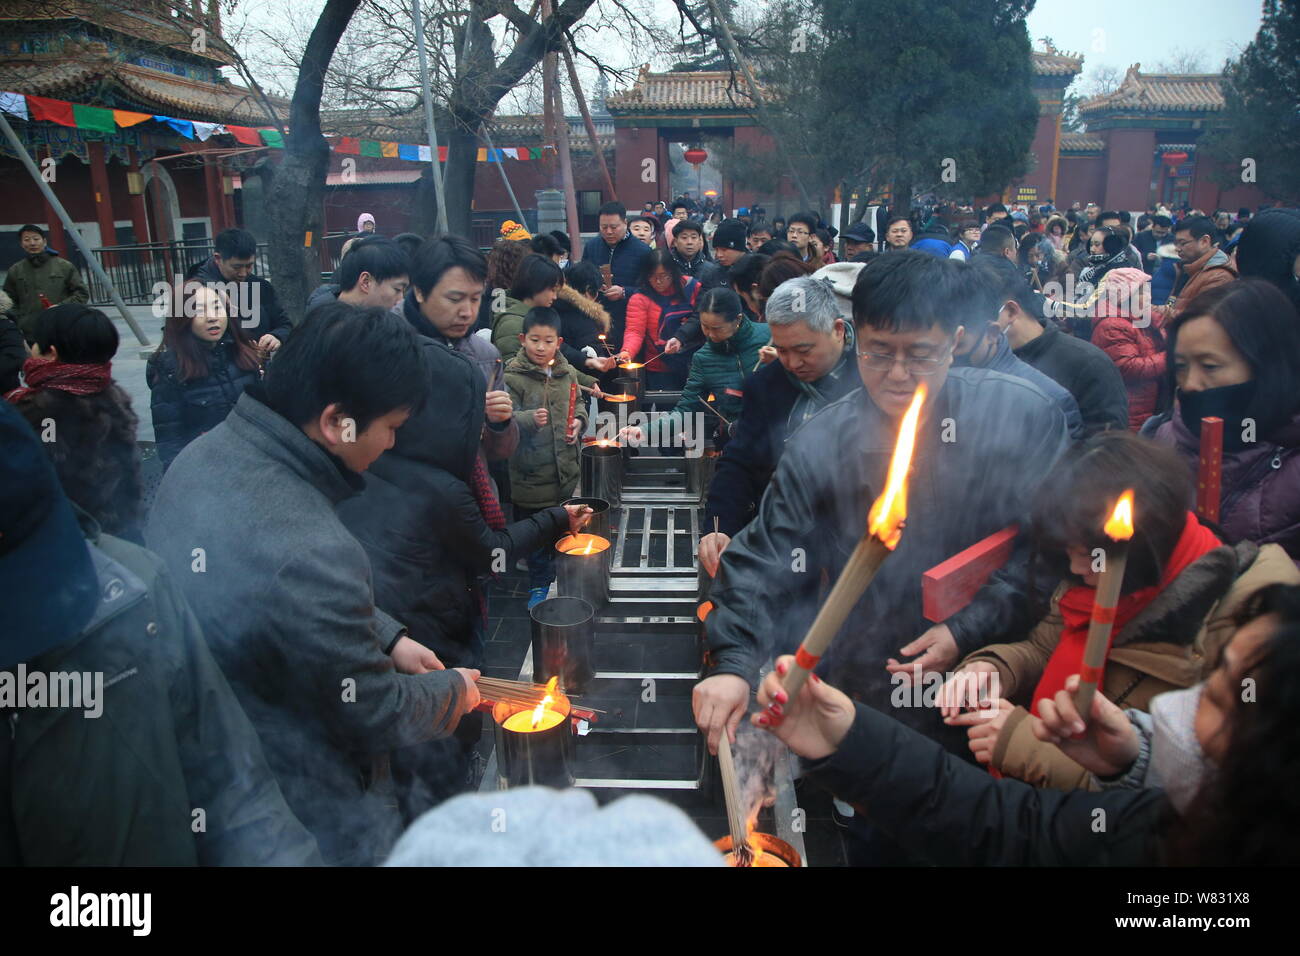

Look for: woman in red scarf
[938,431,1300,791]
[5,303,142,539]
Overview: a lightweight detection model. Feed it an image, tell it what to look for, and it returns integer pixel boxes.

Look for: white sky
[223,0,1266,106]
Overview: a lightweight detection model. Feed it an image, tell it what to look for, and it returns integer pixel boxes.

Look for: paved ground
[108,305,165,443]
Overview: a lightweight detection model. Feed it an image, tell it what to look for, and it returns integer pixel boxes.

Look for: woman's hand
[947,698,1013,766]
[533,407,549,427]
[563,503,593,535]
[614,351,631,364]
[937,661,1001,719]
[586,356,617,373]
[664,337,682,354]
[752,656,855,761]
[256,334,281,354]
[1030,674,1140,778]
[619,425,645,444]
[484,389,513,424]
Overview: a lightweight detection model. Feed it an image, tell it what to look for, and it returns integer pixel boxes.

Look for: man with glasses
[1163,214,1237,321]
[694,252,1069,860]
[785,211,819,264]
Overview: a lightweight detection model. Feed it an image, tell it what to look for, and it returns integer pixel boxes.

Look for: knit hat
[500,219,531,241]
[712,218,748,252]
[356,212,376,232]
[812,261,866,320]
[384,786,724,866]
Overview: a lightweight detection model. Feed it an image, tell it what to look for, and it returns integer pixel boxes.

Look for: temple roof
[1080,65,1224,115]
[605,65,764,113]
[0,47,282,124]
[1032,49,1084,77]
[1059,131,1104,152]
[0,1,235,67]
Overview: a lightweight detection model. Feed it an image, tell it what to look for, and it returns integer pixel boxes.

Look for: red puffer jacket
[1090,268,1165,429]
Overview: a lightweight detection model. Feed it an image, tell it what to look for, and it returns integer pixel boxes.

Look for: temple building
[0,0,285,279]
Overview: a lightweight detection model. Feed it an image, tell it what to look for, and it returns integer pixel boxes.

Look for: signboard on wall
[1016,186,1038,203]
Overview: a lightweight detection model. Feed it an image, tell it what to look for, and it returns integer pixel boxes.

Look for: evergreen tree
[1203,0,1300,204]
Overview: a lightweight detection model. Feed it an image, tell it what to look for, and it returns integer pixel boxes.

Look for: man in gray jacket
[146,302,478,865]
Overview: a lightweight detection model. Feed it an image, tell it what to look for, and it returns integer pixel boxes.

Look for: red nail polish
[776,659,788,675]
[775,690,788,705]
[757,714,770,726]
[810,673,821,684]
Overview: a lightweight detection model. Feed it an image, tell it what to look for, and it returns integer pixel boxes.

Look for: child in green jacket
[504,307,593,607]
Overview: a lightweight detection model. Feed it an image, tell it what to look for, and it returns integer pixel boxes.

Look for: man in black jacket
[694,253,1069,766]
[670,219,726,290]
[187,228,292,350]
[699,275,862,574]
[987,264,1129,435]
[581,202,652,345]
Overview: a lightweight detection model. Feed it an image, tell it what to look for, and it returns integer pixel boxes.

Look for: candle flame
[707,393,716,402]
[581,539,595,555]
[1104,489,1135,541]
[867,383,927,550]
[598,334,606,340]
[529,676,559,729]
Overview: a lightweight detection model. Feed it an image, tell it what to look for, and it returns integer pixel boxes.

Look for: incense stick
[718,733,753,867]
[702,397,731,427]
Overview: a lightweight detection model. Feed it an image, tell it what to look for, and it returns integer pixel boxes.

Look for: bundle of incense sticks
[475,676,604,714]
[718,734,753,867]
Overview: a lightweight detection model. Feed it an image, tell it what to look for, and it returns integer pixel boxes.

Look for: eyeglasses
[856,346,952,375]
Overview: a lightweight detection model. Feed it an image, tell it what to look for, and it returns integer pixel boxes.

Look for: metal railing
[84,234,356,305]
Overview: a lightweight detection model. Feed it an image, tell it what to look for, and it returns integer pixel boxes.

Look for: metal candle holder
[580,442,625,507]
[530,595,596,694]
[616,362,645,401]
[492,693,574,789]
[555,533,612,611]
[686,442,721,502]
[713,832,803,867]
[562,496,611,541]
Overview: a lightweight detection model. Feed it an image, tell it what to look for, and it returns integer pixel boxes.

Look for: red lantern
[1161,151,1188,167]
[683,147,708,167]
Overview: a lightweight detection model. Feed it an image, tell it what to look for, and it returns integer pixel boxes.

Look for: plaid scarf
[470,454,506,530]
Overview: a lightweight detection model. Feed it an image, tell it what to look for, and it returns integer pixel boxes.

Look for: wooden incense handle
[781,534,892,698]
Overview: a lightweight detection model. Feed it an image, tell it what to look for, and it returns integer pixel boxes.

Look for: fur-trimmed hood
[555,284,610,333]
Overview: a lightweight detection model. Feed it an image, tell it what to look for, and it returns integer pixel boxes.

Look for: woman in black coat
[147,281,262,469]
[555,261,619,382]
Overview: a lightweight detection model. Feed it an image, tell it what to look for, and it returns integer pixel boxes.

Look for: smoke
[730,717,784,825]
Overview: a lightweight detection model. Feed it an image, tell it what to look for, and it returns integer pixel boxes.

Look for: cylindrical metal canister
[492,693,574,789]
[554,533,612,612]
[561,496,611,541]
[530,595,596,694]
[580,443,624,507]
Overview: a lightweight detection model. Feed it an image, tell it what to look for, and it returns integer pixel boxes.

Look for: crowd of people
[2,186,1299,867]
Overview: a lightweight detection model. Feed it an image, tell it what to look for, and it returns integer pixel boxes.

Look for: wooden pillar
[40,147,69,257]
[203,153,226,236]
[126,147,151,248]
[221,171,236,230]
[87,141,117,266]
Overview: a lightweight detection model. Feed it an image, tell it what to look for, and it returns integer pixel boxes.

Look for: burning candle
[493,676,574,788]
[557,533,610,556]
[598,333,614,356]
[703,393,731,427]
[602,394,635,403]
[772,383,927,709]
[1073,489,1135,719]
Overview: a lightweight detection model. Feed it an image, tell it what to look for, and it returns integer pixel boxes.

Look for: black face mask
[1177,380,1258,450]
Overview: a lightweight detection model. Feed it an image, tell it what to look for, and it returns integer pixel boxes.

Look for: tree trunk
[265,0,361,323]
[444,126,480,238]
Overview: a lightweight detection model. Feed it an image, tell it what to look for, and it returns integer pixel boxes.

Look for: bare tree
[1083,64,1123,96]
[1152,47,1212,74]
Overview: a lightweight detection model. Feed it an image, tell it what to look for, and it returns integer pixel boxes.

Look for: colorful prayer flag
[112,109,152,127]
[259,128,284,148]
[0,92,28,120]
[380,141,398,158]
[226,125,262,146]
[398,143,420,161]
[27,96,75,127]
[360,140,381,157]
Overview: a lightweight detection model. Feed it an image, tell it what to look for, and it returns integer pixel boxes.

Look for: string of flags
[0,91,555,163]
